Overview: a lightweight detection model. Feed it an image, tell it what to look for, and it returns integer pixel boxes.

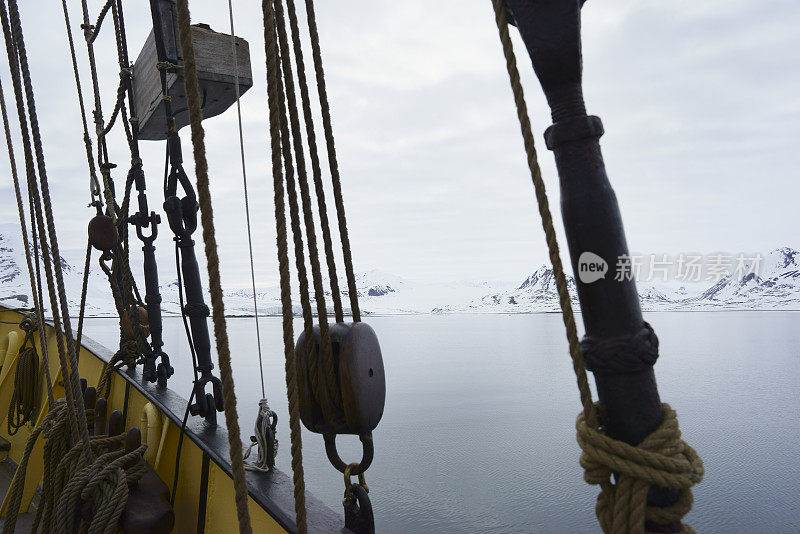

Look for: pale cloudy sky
[0,0,797,288]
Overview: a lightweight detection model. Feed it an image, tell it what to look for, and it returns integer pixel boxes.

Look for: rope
[3,400,147,534]
[85,0,114,44]
[1,402,57,534]
[284,0,343,322]
[488,1,703,532]
[226,0,266,399]
[0,73,55,408]
[0,0,92,458]
[303,0,361,321]
[61,0,101,206]
[72,0,151,382]
[262,0,308,530]
[7,334,38,435]
[273,0,342,428]
[75,242,93,363]
[173,1,252,532]
[578,404,703,533]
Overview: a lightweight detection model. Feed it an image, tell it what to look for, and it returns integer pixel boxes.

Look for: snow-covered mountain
[0,226,113,315]
[1,224,798,316]
[688,247,800,309]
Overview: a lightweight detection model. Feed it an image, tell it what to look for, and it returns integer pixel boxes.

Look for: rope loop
[576,403,704,533]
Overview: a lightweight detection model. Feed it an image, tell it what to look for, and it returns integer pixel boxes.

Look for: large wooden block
[132,23,252,141]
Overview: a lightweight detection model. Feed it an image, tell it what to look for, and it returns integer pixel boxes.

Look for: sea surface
[82,312,800,533]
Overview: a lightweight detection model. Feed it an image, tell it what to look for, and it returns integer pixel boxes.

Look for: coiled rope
[7,327,38,436]
[488,1,703,532]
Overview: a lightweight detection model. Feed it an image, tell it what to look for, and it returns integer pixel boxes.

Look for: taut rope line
[262,0,308,529]
[285,0,344,323]
[273,0,342,426]
[174,0,252,531]
[302,0,361,321]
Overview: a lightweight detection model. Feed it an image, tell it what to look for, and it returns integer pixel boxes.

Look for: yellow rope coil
[577,404,704,533]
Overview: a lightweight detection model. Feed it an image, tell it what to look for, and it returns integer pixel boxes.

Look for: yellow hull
[0,306,341,533]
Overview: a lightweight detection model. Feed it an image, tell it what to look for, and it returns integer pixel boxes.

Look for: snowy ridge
[1,225,797,316]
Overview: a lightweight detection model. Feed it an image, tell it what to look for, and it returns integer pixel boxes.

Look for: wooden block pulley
[295,322,386,435]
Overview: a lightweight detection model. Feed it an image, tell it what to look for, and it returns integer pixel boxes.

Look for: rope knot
[576,403,704,533]
[581,322,659,375]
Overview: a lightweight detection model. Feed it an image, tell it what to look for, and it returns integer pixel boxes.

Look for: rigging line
[80,0,116,223]
[86,0,114,45]
[274,0,341,420]
[262,0,308,530]
[74,242,92,365]
[227,0,266,399]
[27,190,50,395]
[0,73,54,407]
[285,0,343,323]
[60,0,100,208]
[302,0,360,321]
[273,15,335,428]
[174,1,252,531]
[0,0,90,453]
[169,388,196,506]
[113,1,139,156]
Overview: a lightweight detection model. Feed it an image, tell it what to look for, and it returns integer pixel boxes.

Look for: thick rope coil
[7,343,38,435]
[54,441,147,534]
[577,404,704,533]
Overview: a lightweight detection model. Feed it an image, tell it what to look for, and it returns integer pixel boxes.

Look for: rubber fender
[0,331,22,371]
[140,402,163,466]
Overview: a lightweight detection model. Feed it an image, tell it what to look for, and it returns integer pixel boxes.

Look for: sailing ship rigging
[0,0,704,533]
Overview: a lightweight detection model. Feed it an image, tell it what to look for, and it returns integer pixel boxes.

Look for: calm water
[83,312,800,533]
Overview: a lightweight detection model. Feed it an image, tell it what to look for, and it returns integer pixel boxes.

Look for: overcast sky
[0,0,797,289]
